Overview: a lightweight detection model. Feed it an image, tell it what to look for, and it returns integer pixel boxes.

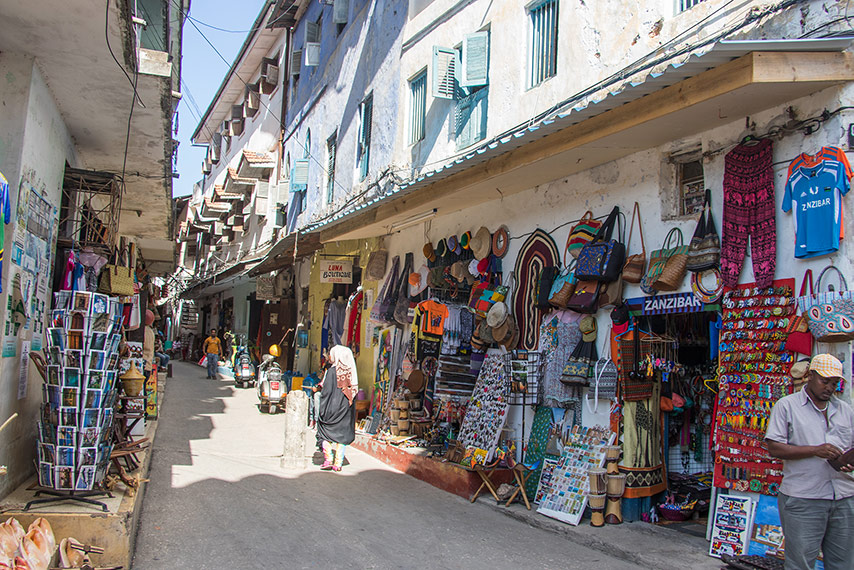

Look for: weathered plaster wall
[0,55,78,499]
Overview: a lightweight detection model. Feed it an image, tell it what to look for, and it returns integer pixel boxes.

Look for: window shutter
[305,21,320,43]
[290,50,302,76]
[455,87,488,149]
[244,83,260,117]
[471,87,488,144]
[261,57,279,92]
[359,98,372,180]
[326,135,337,203]
[255,181,270,199]
[461,32,489,88]
[455,93,473,149]
[333,0,349,24]
[211,133,222,162]
[432,47,458,99]
[291,158,309,189]
[305,43,321,67]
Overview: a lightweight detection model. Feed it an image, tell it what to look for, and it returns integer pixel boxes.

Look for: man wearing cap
[766,353,854,570]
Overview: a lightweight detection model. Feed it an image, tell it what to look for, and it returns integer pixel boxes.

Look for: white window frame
[409,69,427,145]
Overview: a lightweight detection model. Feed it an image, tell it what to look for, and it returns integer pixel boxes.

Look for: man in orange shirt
[202,329,222,379]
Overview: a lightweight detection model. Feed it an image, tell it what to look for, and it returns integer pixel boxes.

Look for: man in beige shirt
[143,310,156,374]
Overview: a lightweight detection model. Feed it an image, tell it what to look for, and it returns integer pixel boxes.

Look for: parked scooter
[257,344,287,413]
[233,342,255,388]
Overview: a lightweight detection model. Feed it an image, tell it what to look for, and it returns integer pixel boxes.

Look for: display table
[468,463,532,510]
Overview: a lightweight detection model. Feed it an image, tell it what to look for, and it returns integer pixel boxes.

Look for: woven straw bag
[652,228,688,291]
[99,265,135,296]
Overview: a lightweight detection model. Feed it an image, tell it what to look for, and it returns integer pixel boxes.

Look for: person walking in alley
[143,310,157,378]
[765,353,854,570]
[317,345,358,472]
[202,328,222,379]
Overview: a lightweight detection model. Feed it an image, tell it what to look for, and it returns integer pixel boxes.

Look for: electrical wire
[104,0,144,107]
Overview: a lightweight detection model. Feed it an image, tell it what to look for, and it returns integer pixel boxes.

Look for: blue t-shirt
[782,160,849,258]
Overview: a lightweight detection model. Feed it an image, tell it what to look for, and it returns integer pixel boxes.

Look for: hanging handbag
[393,253,415,327]
[797,265,854,343]
[549,262,577,309]
[641,228,680,295]
[575,206,626,282]
[565,280,602,314]
[599,275,623,309]
[653,230,689,292]
[99,265,135,297]
[785,270,815,355]
[365,249,388,281]
[622,202,646,283]
[686,189,721,272]
[619,324,655,402]
[566,211,603,259]
[370,255,399,324]
[536,266,559,311]
[586,332,619,413]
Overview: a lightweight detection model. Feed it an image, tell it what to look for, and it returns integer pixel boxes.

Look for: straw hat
[498,317,519,350]
[486,301,509,329]
[409,264,429,296]
[493,314,515,344]
[470,227,492,260]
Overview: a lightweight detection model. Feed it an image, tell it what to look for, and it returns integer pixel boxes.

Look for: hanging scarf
[328,345,359,405]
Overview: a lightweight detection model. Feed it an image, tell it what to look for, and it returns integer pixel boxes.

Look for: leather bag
[622,202,646,283]
[536,266,559,311]
[549,244,577,309]
[785,270,814,355]
[686,189,720,272]
[575,206,625,282]
[393,253,415,326]
[599,275,623,308]
[797,265,854,343]
[566,211,603,259]
[566,279,602,314]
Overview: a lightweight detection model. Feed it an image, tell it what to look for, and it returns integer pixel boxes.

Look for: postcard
[46,365,61,386]
[75,466,95,491]
[82,407,100,428]
[89,350,107,371]
[91,332,108,352]
[79,427,99,447]
[47,328,65,351]
[53,290,71,311]
[56,445,75,467]
[63,367,81,388]
[38,442,55,464]
[59,407,78,427]
[38,462,54,488]
[78,446,97,467]
[72,291,92,314]
[55,466,74,490]
[57,426,76,447]
[61,387,78,407]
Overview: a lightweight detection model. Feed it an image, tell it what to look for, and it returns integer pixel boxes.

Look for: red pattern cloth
[721,139,776,288]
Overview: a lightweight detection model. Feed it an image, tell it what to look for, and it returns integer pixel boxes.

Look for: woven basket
[653,252,688,291]
[549,281,576,308]
[622,254,645,283]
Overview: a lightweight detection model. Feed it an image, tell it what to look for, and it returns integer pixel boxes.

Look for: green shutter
[432,47,458,99]
[359,98,373,180]
[292,158,309,188]
[455,88,488,150]
[333,0,349,24]
[461,32,489,88]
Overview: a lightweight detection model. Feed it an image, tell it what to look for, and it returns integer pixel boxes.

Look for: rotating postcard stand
[27,291,124,512]
[502,350,543,454]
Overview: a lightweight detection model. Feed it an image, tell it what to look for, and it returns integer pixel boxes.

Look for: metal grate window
[679,159,705,216]
[528,0,558,88]
[409,71,427,144]
[678,0,706,12]
[326,133,337,204]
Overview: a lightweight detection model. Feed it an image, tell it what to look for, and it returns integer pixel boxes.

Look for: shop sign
[319,259,353,284]
[626,292,716,316]
[256,276,275,301]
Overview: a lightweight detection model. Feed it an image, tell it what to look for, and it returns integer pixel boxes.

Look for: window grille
[529,0,558,88]
[409,71,427,144]
[326,133,337,204]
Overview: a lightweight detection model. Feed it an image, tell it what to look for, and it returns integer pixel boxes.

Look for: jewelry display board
[713,279,794,495]
[38,291,122,492]
[537,425,615,526]
[457,354,509,463]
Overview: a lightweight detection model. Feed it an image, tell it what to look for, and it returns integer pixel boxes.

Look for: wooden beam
[319,51,854,242]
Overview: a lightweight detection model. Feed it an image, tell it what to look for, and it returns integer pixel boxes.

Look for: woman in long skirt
[317,345,358,471]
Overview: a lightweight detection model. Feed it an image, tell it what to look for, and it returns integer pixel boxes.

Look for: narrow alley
[131,362,641,569]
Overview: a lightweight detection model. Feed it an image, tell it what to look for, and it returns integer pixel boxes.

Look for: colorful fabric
[621,391,667,498]
[415,300,449,336]
[538,312,582,408]
[721,139,776,288]
[0,172,9,293]
[524,406,554,499]
[783,158,850,259]
[513,229,560,350]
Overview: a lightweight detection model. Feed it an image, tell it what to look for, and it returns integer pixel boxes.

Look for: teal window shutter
[290,158,309,192]
[409,71,427,144]
[455,87,488,150]
[460,32,489,88]
[432,47,458,99]
[333,0,349,24]
[358,96,373,180]
[529,0,558,87]
[455,93,474,149]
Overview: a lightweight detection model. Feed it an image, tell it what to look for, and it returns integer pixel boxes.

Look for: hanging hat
[470,227,492,260]
[468,259,481,278]
[491,226,509,258]
[498,317,519,350]
[480,322,495,344]
[579,316,597,342]
[493,314,515,343]
[409,264,429,296]
[486,301,509,329]
[406,369,426,393]
[435,238,448,258]
[423,242,436,262]
[460,231,472,250]
[790,359,810,380]
[450,261,469,283]
[471,325,487,352]
[448,235,462,255]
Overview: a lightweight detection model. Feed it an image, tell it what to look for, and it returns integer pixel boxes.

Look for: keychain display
[713,279,794,495]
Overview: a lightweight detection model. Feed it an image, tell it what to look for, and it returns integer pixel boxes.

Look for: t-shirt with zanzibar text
[782,160,849,259]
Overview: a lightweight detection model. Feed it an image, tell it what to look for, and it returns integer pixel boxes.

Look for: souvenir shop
[353,110,853,561]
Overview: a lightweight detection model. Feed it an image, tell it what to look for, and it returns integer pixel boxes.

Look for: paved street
[132,362,642,569]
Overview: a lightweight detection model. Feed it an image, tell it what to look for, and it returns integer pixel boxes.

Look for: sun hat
[492,226,509,258]
[409,264,429,296]
[499,318,519,350]
[470,227,492,260]
[790,359,810,379]
[486,301,509,328]
[480,322,495,344]
[493,314,515,343]
[406,369,426,393]
[450,261,469,283]
[423,242,436,262]
[435,238,448,258]
[810,353,844,378]
[469,259,481,277]
[460,231,472,250]
[579,316,597,342]
[448,235,462,255]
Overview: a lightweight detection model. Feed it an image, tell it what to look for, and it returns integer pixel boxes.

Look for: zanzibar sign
[626,292,718,316]
[319,259,353,284]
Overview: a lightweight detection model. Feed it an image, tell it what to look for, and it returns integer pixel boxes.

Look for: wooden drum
[587,468,607,495]
[588,493,606,527]
[606,473,626,498]
[604,445,621,474]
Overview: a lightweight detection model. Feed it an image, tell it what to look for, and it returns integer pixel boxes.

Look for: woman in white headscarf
[317,345,358,471]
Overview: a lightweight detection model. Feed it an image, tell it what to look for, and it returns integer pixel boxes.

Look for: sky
[173,0,268,198]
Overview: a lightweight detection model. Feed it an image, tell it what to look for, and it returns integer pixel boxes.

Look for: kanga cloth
[538,311,582,408]
[513,229,560,350]
[524,405,554,499]
[619,384,667,499]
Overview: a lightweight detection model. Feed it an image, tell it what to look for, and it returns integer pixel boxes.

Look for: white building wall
[0,55,79,498]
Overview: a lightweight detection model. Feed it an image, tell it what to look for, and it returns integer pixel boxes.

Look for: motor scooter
[233,343,255,388]
[257,345,287,413]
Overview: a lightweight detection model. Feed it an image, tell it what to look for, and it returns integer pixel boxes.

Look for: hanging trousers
[720,139,776,289]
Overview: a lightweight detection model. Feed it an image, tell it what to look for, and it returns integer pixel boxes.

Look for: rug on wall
[513,229,560,350]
